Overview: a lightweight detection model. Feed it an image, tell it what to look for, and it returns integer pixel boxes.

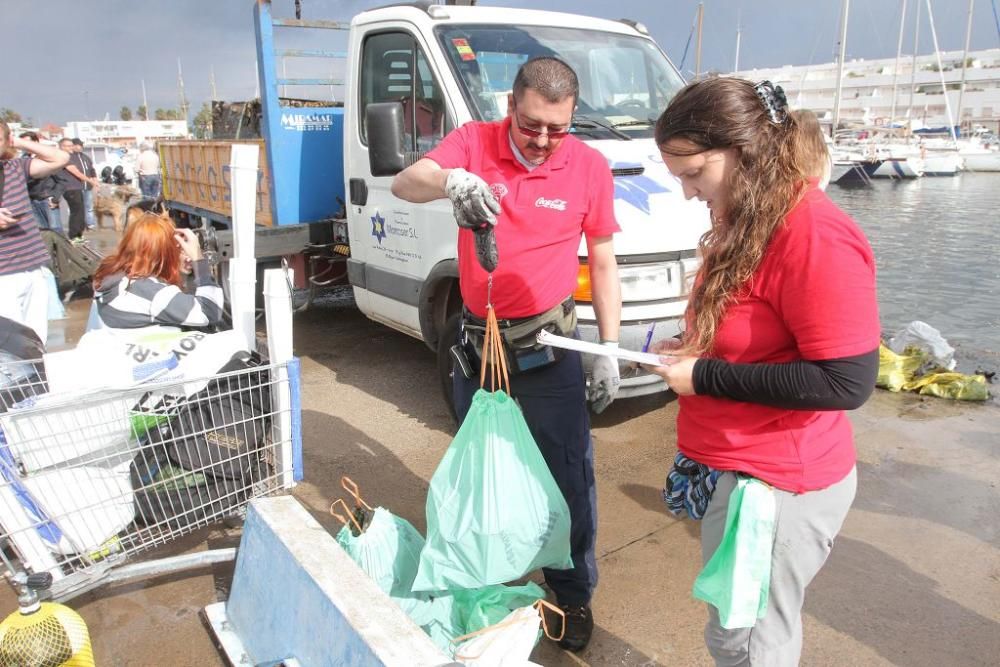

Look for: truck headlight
[574,258,701,304]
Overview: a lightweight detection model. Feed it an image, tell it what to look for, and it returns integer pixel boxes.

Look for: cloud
[4,0,995,127]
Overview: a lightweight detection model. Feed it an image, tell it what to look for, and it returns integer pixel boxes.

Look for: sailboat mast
[695,3,704,78]
[832,0,850,138]
[890,0,907,127]
[177,58,189,124]
[907,0,922,130]
[734,12,742,73]
[923,0,959,142]
[956,0,976,135]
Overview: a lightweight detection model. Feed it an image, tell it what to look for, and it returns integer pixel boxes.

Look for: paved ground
[2,231,998,665]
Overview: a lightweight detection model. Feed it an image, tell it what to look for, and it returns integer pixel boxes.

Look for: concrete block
[224,496,451,666]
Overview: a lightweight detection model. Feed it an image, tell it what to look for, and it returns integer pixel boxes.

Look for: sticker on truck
[281,113,334,132]
[369,209,422,264]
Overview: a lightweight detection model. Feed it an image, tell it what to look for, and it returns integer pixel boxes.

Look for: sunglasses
[513,108,571,140]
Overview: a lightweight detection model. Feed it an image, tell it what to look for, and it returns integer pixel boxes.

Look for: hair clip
[754,80,788,124]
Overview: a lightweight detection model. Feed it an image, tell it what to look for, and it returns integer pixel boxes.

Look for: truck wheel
[437,313,462,424]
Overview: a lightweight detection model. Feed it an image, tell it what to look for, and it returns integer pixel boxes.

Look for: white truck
[161,0,709,407]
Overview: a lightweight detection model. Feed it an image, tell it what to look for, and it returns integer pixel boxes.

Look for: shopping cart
[0,354,301,602]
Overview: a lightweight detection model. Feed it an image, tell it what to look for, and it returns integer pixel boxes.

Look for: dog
[93,184,140,233]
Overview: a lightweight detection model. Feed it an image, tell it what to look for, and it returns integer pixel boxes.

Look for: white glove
[588,342,621,414]
[445,168,501,230]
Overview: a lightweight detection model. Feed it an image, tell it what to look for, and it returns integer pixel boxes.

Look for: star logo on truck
[371,212,386,244]
[610,161,670,214]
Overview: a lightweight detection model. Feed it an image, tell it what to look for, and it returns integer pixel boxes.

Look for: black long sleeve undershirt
[692,348,879,411]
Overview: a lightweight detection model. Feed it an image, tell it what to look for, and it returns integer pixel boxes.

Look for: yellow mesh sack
[0,602,94,667]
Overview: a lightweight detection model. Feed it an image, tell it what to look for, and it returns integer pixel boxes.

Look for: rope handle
[341,476,373,511]
[535,599,566,642]
[328,498,363,534]
[478,304,511,394]
[449,599,565,660]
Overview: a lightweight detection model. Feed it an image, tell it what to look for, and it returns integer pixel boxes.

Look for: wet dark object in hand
[474,227,498,272]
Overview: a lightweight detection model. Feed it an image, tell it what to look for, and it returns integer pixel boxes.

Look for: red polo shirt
[678,185,880,493]
[425,118,619,318]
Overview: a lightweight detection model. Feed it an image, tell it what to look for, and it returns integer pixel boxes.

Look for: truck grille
[611,166,645,177]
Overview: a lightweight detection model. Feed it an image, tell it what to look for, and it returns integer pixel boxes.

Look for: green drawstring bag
[335,505,547,653]
[449,581,546,635]
[412,388,573,591]
[413,306,573,592]
[693,476,776,629]
[335,506,438,622]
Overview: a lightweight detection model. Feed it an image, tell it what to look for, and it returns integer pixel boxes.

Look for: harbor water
[828,173,1000,374]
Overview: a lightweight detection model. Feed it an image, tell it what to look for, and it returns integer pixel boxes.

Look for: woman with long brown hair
[647,77,879,665]
[92,212,223,331]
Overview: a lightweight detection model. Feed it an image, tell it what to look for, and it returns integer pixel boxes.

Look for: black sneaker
[555,604,593,652]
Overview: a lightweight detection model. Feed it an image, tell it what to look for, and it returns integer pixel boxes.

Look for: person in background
[0,121,71,344]
[648,78,879,666]
[92,211,223,331]
[790,109,832,189]
[391,56,621,653]
[18,132,64,234]
[136,142,162,199]
[54,137,92,240]
[71,138,98,229]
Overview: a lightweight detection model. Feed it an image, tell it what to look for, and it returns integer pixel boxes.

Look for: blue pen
[641,322,656,353]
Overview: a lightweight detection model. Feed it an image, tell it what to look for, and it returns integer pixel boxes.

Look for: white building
[62,119,189,147]
[733,48,1000,133]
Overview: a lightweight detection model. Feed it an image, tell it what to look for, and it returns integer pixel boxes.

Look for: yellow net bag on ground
[0,601,94,667]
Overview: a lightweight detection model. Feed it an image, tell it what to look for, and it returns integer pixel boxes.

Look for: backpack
[142,352,271,482]
[39,230,101,296]
[129,441,258,530]
[128,352,273,529]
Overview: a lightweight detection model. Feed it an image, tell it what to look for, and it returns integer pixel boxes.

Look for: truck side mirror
[366,102,407,177]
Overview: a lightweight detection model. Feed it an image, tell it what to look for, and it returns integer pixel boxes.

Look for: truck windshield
[435,24,685,139]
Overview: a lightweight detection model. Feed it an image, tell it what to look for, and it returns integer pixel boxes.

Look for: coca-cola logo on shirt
[535,197,567,211]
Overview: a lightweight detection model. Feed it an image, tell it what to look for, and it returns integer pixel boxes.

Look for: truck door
[346,28,457,339]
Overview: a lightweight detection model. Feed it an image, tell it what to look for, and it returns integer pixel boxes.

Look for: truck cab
[342,2,708,399]
[162,0,709,405]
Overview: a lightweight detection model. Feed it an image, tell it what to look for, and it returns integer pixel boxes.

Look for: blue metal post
[253,1,346,227]
[288,357,303,482]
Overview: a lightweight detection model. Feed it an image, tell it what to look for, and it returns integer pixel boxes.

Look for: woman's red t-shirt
[677,185,880,493]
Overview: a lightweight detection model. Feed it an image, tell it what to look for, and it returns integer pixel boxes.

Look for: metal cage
[0,356,301,601]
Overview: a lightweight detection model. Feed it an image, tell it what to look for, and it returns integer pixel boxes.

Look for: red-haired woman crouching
[92,212,224,331]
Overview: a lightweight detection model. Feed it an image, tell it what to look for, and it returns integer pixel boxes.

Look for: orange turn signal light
[573,264,592,302]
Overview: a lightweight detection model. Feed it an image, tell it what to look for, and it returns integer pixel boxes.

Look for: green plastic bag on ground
[335,507,440,626]
[877,343,927,392]
[903,371,990,401]
[449,581,546,635]
[335,506,547,653]
[422,582,547,653]
[693,476,776,630]
[413,388,573,592]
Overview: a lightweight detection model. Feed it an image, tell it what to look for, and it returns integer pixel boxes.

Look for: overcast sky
[4,0,998,126]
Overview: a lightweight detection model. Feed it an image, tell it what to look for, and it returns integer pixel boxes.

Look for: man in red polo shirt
[392,57,621,652]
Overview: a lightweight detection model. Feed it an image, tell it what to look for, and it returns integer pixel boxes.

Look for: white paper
[536,329,667,367]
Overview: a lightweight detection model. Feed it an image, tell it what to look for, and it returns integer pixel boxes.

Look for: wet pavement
[4,233,999,665]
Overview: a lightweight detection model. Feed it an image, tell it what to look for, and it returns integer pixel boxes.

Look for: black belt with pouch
[458,296,577,376]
